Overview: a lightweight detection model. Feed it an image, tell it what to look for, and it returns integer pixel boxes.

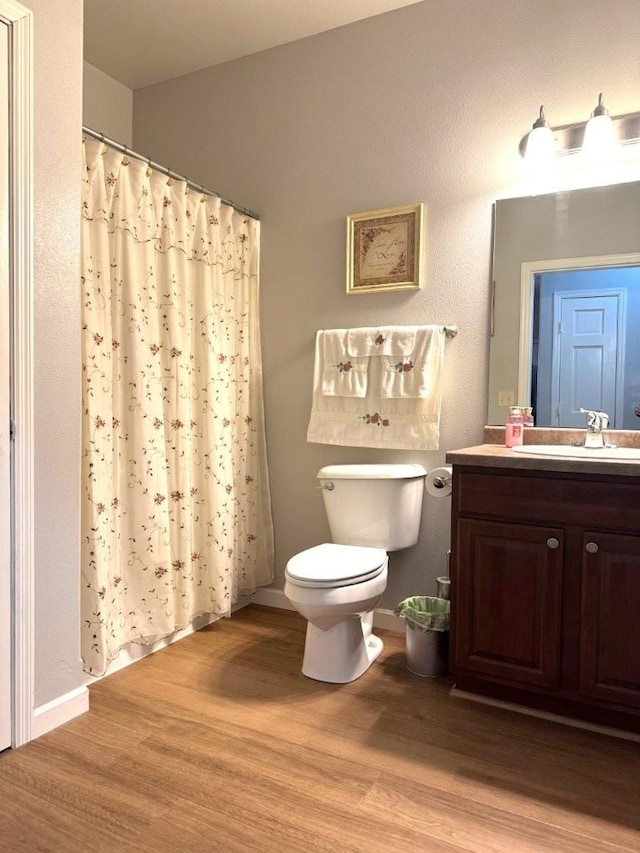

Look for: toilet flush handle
[317,482,335,491]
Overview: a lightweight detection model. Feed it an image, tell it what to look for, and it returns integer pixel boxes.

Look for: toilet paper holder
[431,473,451,490]
[425,466,453,498]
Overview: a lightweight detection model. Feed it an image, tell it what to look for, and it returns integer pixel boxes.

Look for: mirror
[488,180,640,428]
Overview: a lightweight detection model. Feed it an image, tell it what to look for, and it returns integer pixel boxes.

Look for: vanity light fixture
[519,94,640,160]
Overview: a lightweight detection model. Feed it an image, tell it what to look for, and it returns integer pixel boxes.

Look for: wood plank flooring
[1,604,639,852]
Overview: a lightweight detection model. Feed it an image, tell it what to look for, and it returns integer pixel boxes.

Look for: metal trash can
[395,596,450,678]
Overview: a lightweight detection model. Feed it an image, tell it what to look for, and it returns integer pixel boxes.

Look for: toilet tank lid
[317,463,427,480]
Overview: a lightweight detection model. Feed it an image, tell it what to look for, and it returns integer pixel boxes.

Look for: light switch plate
[498,390,515,407]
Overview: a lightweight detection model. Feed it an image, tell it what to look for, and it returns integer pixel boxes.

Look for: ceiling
[84,0,424,90]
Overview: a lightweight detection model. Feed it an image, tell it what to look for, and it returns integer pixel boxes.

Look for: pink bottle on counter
[505,406,524,448]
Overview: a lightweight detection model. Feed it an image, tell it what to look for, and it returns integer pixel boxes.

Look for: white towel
[346,326,416,357]
[320,329,368,398]
[307,325,446,450]
[380,325,443,400]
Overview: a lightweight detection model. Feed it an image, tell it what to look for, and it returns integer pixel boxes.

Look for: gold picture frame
[346,203,424,295]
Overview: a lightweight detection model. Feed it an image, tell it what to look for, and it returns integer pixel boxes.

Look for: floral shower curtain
[81,138,274,675]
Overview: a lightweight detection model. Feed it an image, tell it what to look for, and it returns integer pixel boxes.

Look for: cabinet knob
[585,541,599,554]
[546,537,560,550]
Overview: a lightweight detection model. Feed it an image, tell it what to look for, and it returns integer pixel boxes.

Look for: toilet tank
[317,463,427,551]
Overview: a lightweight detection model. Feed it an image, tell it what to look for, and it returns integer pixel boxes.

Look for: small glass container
[522,407,534,427]
[505,406,524,447]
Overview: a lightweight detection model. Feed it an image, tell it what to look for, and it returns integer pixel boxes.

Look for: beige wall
[133,0,640,607]
[83,61,133,146]
[26,0,83,706]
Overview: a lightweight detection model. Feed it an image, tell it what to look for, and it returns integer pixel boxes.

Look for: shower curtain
[81,138,274,675]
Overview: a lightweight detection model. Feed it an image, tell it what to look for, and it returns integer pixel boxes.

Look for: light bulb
[523,106,556,164]
[583,93,618,159]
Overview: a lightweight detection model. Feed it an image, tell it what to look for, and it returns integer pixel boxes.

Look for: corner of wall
[83,61,133,146]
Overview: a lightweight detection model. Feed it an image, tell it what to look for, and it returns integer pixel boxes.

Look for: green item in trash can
[395,595,450,632]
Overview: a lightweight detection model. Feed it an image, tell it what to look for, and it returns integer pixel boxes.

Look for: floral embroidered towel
[320,330,368,398]
[346,326,416,357]
[380,325,444,400]
[307,325,446,450]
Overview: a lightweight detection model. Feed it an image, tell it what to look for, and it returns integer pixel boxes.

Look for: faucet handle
[579,408,609,431]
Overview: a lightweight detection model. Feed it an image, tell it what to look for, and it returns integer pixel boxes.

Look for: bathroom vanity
[446,439,640,734]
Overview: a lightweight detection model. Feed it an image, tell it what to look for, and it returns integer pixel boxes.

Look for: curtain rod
[82,125,260,222]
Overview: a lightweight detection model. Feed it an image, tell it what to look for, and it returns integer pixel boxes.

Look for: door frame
[0,0,33,748]
[518,252,640,409]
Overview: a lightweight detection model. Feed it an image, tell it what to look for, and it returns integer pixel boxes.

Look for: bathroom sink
[512,444,640,460]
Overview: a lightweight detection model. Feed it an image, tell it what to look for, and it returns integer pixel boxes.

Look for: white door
[0,17,11,751]
[553,293,622,428]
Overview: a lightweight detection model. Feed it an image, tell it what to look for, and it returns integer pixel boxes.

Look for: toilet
[284,463,427,683]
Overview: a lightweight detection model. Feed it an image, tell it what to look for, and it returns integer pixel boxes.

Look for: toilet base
[302,616,384,684]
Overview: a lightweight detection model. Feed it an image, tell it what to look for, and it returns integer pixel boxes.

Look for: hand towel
[320,329,368,398]
[380,325,444,400]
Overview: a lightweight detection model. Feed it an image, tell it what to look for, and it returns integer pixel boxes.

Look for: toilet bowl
[284,464,427,684]
[284,543,388,683]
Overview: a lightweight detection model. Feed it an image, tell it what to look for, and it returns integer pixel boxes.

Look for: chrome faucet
[579,408,615,449]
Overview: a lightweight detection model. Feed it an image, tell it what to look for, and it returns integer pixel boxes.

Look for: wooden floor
[1,605,639,852]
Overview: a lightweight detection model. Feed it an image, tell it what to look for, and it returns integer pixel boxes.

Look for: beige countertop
[482,426,640,448]
[446,436,640,478]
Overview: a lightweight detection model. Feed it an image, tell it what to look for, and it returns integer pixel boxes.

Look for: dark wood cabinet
[449,463,640,732]
[579,530,640,708]
[455,518,563,690]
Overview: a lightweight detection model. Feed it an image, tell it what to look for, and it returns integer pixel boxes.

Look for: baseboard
[32,685,89,740]
[251,587,295,611]
[251,588,403,633]
[450,687,640,743]
[374,608,404,633]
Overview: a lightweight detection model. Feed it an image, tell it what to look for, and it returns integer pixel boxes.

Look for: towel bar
[314,324,458,340]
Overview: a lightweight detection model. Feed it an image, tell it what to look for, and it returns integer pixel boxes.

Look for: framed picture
[346,203,424,295]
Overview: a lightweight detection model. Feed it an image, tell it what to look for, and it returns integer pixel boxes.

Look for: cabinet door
[453,518,563,690]
[579,531,640,708]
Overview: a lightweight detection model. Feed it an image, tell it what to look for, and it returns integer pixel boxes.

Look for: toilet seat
[285,543,387,589]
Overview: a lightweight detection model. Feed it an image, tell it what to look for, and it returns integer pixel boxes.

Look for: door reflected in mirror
[526,260,640,428]
[488,181,640,428]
